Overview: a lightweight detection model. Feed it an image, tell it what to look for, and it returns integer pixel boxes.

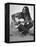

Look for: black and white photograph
[5,3,35,43]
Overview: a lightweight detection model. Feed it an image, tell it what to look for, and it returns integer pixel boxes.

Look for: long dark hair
[22,6,31,20]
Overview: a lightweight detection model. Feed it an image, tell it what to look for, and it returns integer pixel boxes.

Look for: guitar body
[18,22,33,35]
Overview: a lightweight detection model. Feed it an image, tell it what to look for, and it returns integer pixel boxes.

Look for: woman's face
[22,8,26,13]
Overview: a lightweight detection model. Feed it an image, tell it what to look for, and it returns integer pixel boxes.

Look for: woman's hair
[22,6,31,20]
[22,6,29,14]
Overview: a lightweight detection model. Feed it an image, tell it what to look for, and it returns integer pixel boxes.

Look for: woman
[18,6,33,35]
[12,6,33,35]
